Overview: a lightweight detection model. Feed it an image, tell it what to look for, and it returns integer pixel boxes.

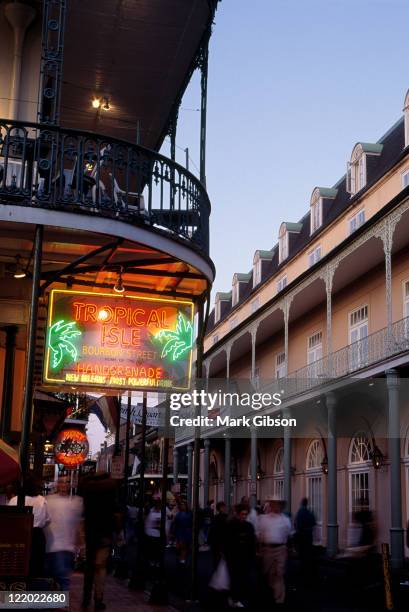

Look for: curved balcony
[0,119,210,255]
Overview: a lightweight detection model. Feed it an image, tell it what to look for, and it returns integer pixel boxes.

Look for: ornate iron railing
[285,315,409,396]
[0,119,210,253]
[175,316,409,441]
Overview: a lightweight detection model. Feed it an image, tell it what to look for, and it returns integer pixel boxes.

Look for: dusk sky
[163,0,409,299]
[91,0,409,453]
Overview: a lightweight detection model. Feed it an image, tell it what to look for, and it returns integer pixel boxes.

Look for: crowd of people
[3,474,382,611]
[141,493,316,608]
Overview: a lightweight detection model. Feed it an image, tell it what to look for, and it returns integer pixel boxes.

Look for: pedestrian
[165,497,176,547]
[80,472,121,610]
[44,475,83,591]
[294,497,316,576]
[8,476,50,577]
[174,500,192,564]
[208,501,228,568]
[202,499,214,548]
[144,497,162,568]
[224,503,257,608]
[258,498,291,607]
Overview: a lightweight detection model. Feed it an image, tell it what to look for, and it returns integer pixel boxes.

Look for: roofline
[206,159,409,349]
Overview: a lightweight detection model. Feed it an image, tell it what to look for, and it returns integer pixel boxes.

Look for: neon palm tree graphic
[48,320,82,370]
[154,312,193,361]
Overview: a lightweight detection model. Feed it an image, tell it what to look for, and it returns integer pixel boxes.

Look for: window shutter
[359,323,368,340]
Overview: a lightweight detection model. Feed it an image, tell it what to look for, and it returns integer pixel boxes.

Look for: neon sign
[44,290,194,391]
[54,428,89,468]
[154,312,193,361]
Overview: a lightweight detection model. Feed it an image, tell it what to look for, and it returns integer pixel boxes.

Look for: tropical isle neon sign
[44,290,194,391]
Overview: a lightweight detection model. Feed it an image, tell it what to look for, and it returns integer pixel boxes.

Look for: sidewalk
[69,573,176,612]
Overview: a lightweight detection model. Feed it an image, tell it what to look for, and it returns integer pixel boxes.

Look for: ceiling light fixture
[114,268,125,294]
[13,255,26,279]
[92,97,101,109]
[102,97,110,111]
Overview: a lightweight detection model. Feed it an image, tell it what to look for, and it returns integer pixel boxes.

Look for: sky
[90,0,409,453]
[162,0,409,299]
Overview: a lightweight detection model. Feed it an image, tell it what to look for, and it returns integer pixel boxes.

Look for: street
[106,547,409,611]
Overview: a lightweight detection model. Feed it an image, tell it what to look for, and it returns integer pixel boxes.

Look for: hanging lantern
[54,428,89,469]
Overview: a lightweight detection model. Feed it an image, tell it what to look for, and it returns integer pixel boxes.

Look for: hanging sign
[111,454,125,479]
[54,428,89,469]
[44,289,194,391]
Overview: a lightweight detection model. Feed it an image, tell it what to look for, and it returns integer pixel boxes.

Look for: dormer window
[278,222,302,264]
[310,197,322,234]
[347,143,383,196]
[214,292,231,324]
[253,258,262,287]
[309,187,337,235]
[232,272,251,305]
[347,146,366,195]
[252,251,273,288]
[215,300,221,323]
[404,89,409,148]
[278,224,289,263]
[232,283,239,307]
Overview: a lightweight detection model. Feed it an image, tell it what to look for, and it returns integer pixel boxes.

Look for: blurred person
[208,501,228,568]
[165,498,176,547]
[202,499,214,548]
[144,497,162,567]
[224,503,257,609]
[258,498,292,607]
[294,497,316,575]
[174,500,192,564]
[80,472,120,610]
[8,476,50,576]
[44,475,83,591]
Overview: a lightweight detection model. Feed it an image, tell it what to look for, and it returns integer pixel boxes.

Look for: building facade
[0,0,217,493]
[177,89,409,568]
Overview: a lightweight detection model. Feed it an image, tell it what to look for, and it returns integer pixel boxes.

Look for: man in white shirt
[44,476,83,591]
[258,498,291,606]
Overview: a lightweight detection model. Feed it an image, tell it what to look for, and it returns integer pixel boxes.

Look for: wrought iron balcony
[0,119,210,254]
[175,316,409,441]
[285,315,409,396]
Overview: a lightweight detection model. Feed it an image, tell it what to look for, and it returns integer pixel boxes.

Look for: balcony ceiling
[0,221,209,299]
[60,0,211,149]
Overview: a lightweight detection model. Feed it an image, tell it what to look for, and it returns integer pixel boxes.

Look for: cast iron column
[190,298,205,607]
[224,435,231,510]
[386,369,404,568]
[187,443,193,507]
[129,392,147,589]
[18,225,43,506]
[150,400,170,604]
[0,325,18,441]
[38,0,66,125]
[283,422,292,515]
[173,446,179,486]
[326,392,338,557]
[114,394,121,455]
[250,427,257,509]
[199,36,209,186]
[123,391,132,492]
[203,438,210,506]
